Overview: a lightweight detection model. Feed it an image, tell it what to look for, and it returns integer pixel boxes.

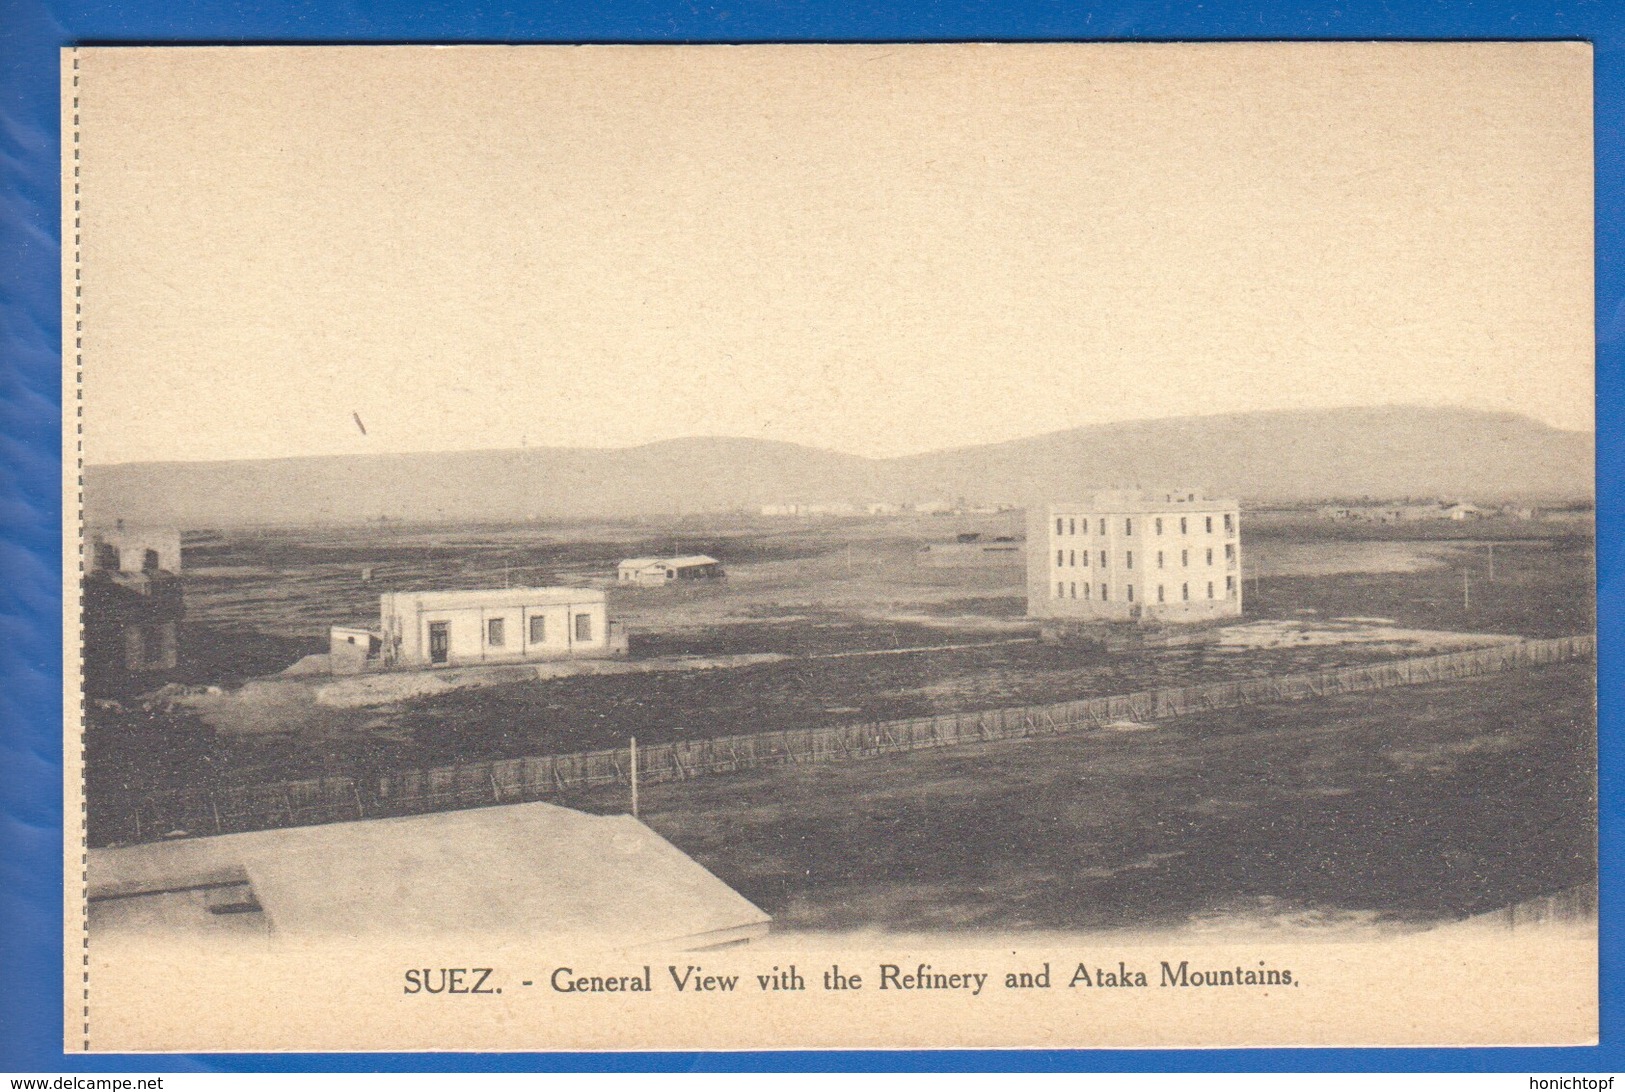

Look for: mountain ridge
[85,406,1594,527]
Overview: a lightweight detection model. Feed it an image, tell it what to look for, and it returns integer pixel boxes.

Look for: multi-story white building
[1027,489,1241,623]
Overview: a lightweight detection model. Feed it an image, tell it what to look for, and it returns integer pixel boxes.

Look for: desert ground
[559,660,1596,934]
[84,508,1596,930]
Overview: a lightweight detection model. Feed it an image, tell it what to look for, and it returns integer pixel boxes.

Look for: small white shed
[616,555,724,586]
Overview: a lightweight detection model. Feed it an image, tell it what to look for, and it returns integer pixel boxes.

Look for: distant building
[1319,502,1474,524]
[82,525,184,687]
[617,554,725,586]
[1027,489,1242,624]
[759,502,859,518]
[88,801,771,948]
[378,587,621,668]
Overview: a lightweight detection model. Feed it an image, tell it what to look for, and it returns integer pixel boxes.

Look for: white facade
[380,587,614,668]
[1027,489,1242,624]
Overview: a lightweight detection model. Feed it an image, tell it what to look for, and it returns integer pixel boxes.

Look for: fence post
[112,634,1593,843]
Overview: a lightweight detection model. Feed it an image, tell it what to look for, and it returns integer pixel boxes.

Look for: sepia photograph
[63,42,1596,1052]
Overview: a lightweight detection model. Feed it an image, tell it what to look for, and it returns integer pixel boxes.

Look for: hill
[84,407,1593,527]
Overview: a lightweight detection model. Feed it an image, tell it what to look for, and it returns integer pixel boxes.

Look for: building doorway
[428,622,450,665]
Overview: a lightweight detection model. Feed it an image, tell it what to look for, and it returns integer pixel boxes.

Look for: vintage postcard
[63,42,1596,1052]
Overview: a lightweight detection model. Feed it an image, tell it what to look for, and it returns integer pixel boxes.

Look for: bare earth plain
[85,511,1596,931]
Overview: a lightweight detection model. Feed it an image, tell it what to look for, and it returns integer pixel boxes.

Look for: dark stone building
[83,526,184,694]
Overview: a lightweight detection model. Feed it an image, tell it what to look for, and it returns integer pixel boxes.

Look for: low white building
[617,555,725,586]
[378,587,618,668]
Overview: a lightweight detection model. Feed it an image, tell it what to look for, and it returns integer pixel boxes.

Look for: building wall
[619,561,724,585]
[381,594,610,667]
[83,527,185,690]
[85,528,183,575]
[1027,498,1242,623]
[328,626,381,674]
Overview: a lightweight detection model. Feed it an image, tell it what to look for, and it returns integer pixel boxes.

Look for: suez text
[404,961,1297,995]
[401,968,499,994]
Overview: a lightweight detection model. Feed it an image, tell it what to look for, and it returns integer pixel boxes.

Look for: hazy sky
[78,43,1593,465]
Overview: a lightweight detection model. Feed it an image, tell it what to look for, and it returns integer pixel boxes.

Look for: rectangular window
[487,618,505,647]
[1126,551,1133,569]
[1182,582,1190,601]
[1157,550,1164,568]
[1205,516,1213,533]
[1069,518,1076,535]
[1069,550,1076,567]
[1226,575,1236,595]
[1207,581,1215,599]
[1099,550,1107,567]
[1084,583,1092,600]
[574,613,593,641]
[1155,518,1163,535]
[1206,548,1214,565]
[1099,518,1106,535]
[1057,581,1065,598]
[1181,549,1189,566]
[1126,585,1134,602]
[1224,513,1234,533]
[1125,518,1133,536]
[1082,551,1090,567]
[529,615,546,644]
[1180,517,1188,534]
[1070,581,1077,599]
[1057,549,1065,567]
[1157,584,1165,602]
[1056,517,1064,535]
[1225,544,1235,560]
[1100,584,1109,601]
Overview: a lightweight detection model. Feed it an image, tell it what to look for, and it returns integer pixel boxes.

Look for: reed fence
[108,634,1594,845]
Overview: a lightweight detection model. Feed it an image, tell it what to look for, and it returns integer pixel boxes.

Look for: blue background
[2,0,1619,1073]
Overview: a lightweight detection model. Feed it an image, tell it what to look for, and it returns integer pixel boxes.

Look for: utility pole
[629,736,639,819]
[1463,569,1471,611]
[1487,542,1495,582]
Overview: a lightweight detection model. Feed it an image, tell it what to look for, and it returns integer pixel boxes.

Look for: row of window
[1054,514,1235,537]
[483,613,593,648]
[1053,576,1237,601]
[1056,545,1236,569]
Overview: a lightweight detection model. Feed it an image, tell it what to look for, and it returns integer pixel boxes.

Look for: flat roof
[619,555,720,569]
[384,586,605,610]
[1050,497,1238,515]
[89,801,770,948]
